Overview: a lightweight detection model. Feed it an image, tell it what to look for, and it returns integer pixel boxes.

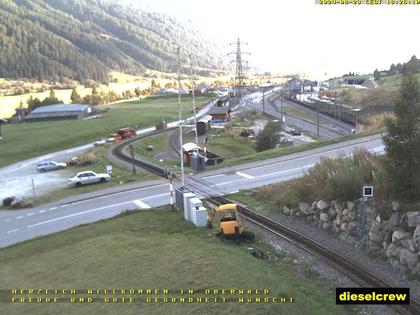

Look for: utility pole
[190,55,199,155]
[262,89,265,113]
[177,46,185,187]
[228,38,250,102]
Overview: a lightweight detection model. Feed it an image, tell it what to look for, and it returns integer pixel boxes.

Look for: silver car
[68,171,111,187]
[36,161,67,172]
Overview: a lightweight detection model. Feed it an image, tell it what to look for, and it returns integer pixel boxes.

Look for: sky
[130,0,420,79]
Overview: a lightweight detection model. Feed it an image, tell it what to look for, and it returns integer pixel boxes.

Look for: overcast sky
[132,0,419,79]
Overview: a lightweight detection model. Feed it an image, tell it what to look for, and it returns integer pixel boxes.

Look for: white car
[37,161,67,172]
[68,171,111,187]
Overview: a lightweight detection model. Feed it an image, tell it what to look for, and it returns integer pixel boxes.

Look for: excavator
[207,203,254,242]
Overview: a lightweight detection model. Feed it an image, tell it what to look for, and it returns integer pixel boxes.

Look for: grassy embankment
[0,95,214,168]
[229,149,386,215]
[0,206,357,315]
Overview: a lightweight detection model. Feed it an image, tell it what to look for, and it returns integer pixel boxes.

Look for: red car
[117,127,136,139]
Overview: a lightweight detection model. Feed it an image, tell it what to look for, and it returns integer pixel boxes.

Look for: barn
[24,104,92,122]
[208,107,231,122]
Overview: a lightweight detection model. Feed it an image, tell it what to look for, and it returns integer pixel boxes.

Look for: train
[284,92,357,125]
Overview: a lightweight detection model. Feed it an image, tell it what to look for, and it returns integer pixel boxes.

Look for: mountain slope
[0,0,225,82]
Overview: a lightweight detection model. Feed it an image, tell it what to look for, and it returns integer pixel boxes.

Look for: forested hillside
[0,0,225,82]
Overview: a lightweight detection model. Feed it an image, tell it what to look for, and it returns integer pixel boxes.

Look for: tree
[40,89,63,106]
[70,88,82,103]
[256,122,282,152]
[373,69,380,81]
[383,74,420,199]
[27,95,41,112]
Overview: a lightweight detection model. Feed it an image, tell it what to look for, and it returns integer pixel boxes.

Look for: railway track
[243,96,338,140]
[207,196,420,315]
[111,122,420,315]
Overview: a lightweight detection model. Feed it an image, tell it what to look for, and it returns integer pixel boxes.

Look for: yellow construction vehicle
[207,203,254,242]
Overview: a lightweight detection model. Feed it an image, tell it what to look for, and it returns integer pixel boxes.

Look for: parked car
[36,161,67,172]
[117,127,137,139]
[106,134,122,143]
[286,128,301,136]
[68,171,111,187]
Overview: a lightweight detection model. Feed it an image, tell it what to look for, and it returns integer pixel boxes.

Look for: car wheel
[41,168,46,173]
[58,166,63,170]
[75,182,82,187]
[99,178,106,183]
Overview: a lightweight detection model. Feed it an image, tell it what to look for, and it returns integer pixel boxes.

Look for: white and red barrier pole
[169,170,174,211]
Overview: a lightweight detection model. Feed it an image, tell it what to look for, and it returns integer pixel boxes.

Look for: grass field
[0,207,357,315]
[0,95,214,168]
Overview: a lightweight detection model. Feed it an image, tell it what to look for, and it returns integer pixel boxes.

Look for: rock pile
[283,199,420,276]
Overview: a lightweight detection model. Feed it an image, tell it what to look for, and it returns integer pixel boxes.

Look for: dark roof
[208,107,230,115]
[31,104,89,114]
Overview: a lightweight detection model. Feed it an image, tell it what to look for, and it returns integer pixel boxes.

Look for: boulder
[386,243,400,258]
[416,262,420,276]
[282,206,290,215]
[406,211,420,228]
[386,212,401,230]
[392,230,411,242]
[347,201,354,210]
[347,222,357,232]
[298,202,313,215]
[320,213,329,222]
[414,225,420,239]
[340,223,348,231]
[399,248,418,270]
[368,231,383,244]
[347,210,356,221]
[408,238,420,253]
[328,207,336,219]
[335,202,344,216]
[11,197,34,209]
[322,222,331,230]
[342,208,349,217]
[3,196,16,207]
[390,258,400,269]
[334,215,342,226]
[317,200,328,211]
[391,201,400,212]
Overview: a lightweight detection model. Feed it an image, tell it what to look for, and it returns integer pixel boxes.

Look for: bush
[256,122,282,152]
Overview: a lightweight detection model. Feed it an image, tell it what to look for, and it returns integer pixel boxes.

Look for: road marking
[236,171,254,179]
[58,184,170,207]
[6,229,19,234]
[27,213,35,216]
[215,164,314,187]
[39,210,46,213]
[133,200,151,209]
[61,205,68,208]
[235,139,383,173]
[49,207,57,210]
[27,200,134,229]
[15,216,23,220]
[202,174,225,180]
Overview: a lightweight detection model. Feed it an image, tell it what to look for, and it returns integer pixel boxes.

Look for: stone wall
[282,199,420,276]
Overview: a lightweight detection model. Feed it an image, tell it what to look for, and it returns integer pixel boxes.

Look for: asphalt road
[0,133,384,248]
